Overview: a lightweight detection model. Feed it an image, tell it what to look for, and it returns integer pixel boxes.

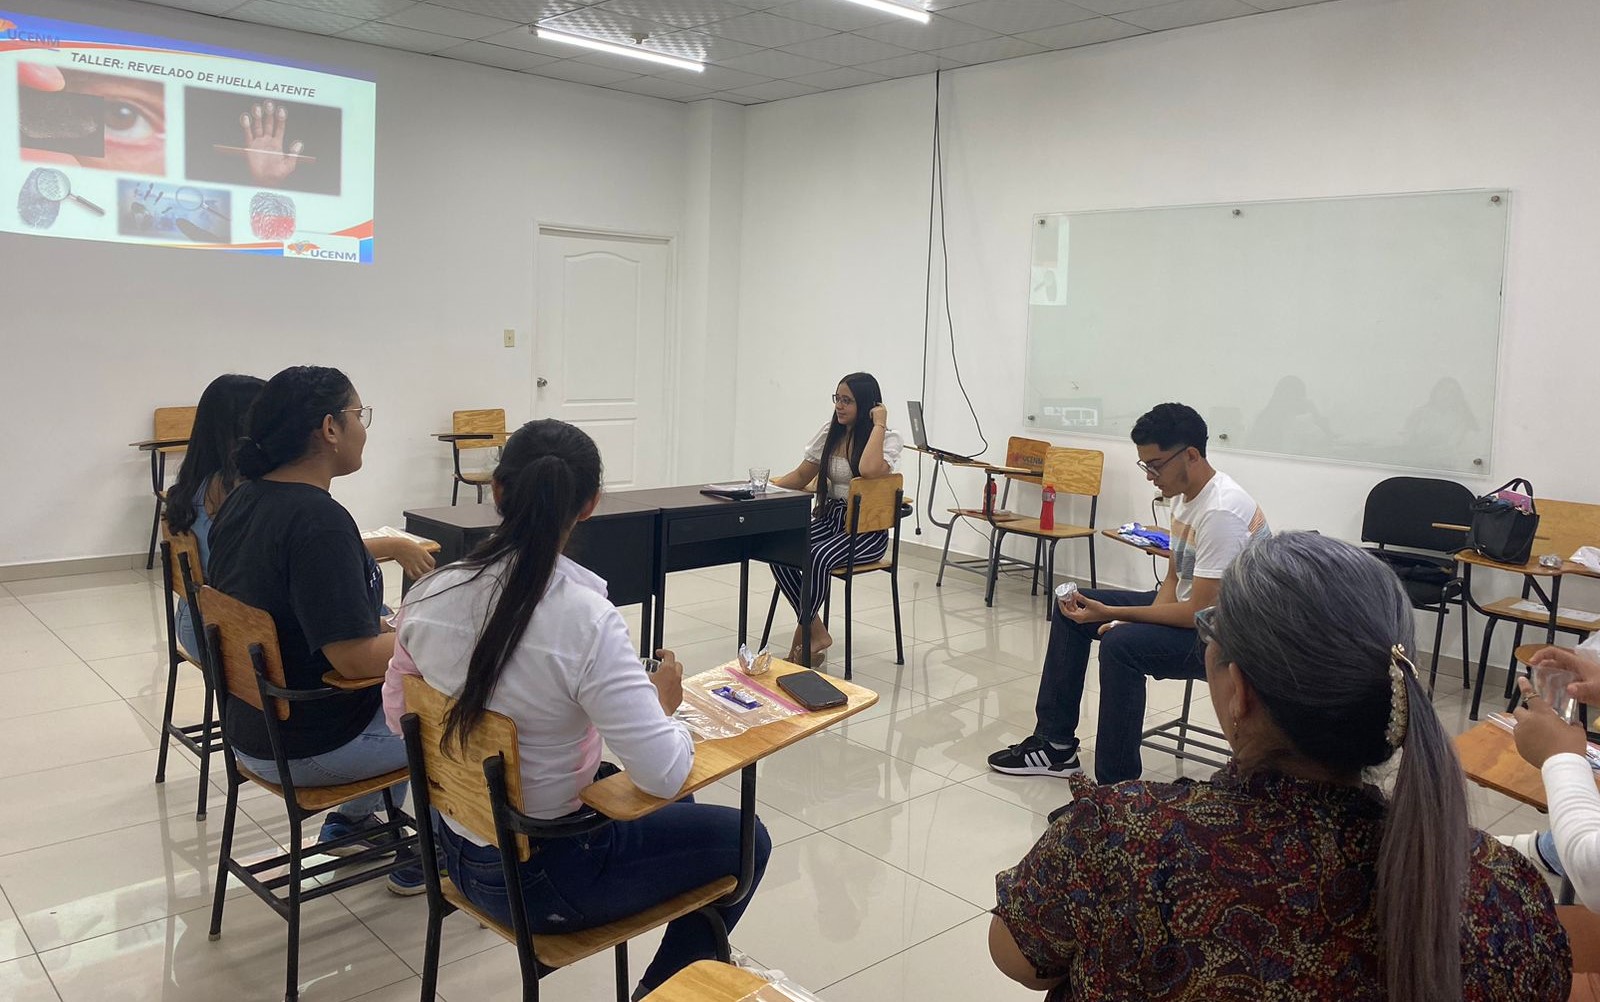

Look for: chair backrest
[846,475,904,535]
[1541,500,1600,565]
[1360,477,1475,553]
[159,519,205,596]
[1040,447,1104,499]
[402,673,532,861]
[196,585,291,720]
[452,409,507,451]
[153,405,197,443]
[1004,436,1049,482]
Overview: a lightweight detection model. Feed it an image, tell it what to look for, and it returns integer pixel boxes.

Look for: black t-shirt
[207,480,384,760]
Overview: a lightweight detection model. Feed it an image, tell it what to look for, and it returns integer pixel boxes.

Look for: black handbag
[1466,478,1540,565]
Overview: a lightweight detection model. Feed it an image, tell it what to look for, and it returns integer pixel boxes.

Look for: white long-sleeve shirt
[385,555,693,843]
[1542,752,1600,910]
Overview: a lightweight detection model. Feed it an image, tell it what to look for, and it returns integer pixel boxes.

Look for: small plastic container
[1054,581,1079,604]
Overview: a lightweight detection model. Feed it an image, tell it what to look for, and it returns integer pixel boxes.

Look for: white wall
[0,0,711,566]
[732,0,1600,661]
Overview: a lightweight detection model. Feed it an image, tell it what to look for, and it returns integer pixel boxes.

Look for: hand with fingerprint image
[250,191,296,241]
[240,99,305,186]
[18,63,167,175]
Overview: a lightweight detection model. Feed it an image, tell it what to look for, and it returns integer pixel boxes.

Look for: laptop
[906,401,974,463]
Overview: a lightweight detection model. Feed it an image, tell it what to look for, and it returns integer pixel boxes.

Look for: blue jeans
[436,798,771,995]
[234,705,408,818]
[1035,588,1207,784]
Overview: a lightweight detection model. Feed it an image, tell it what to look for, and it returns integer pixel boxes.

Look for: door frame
[534,223,680,487]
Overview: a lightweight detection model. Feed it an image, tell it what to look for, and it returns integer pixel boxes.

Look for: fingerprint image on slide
[251,191,296,240]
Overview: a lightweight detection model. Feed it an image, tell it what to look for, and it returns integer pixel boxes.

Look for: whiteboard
[1024,190,1509,475]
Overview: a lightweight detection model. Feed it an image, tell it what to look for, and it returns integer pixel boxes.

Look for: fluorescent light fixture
[534,27,705,72]
[837,0,930,23]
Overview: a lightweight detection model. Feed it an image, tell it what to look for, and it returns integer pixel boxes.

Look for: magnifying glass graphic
[31,168,105,216]
[175,186,230,221]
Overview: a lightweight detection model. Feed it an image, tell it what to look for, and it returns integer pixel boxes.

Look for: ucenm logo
[285,237,360,262]
[0,18,64,48]
[286,241,318,254]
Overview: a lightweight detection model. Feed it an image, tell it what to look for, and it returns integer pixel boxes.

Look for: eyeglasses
[831,394,856,406]
[1193,605,1219,646]
[1136,448,1187,478]
[341,405,373,429]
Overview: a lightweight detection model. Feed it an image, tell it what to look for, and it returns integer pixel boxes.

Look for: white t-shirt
[394,555,692,840]
[1168,471,1270,603]
[802,423,904,500]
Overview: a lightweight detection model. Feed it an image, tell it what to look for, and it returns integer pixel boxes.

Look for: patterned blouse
[994,766,1570,1001]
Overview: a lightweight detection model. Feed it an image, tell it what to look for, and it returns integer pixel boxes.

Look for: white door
[535,229,673,489]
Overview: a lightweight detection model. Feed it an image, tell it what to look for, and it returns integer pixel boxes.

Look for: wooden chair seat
[442,874,737,970]
[832,559,892,576]
[1515,643,1575,666]
[1482,598,1599,634]
[459,470,494,485]
[946,507,1024,522]
[237,763,411,813]
[321,670,385,691]
[991,517,1095,540]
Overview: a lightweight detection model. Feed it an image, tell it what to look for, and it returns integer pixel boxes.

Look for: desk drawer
[668,502,806,546]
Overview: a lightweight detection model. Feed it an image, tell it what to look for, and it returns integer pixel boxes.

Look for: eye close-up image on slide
[3,8,374,262]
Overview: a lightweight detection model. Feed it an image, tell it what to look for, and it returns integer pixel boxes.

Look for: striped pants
[772,497,888,622]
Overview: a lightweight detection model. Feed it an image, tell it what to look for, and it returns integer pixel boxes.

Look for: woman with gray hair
[989,531,1569,1001]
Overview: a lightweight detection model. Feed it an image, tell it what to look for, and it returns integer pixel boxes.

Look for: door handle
[536,377,549,388]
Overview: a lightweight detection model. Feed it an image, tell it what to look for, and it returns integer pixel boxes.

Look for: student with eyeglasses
[990,532,1568,1002]
[988,402,1269,784]
[767,372,902,665]
[207,365,425,894]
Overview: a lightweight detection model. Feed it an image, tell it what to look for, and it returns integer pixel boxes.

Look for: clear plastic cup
[1530,664,1578,723]
[749,467,771,494]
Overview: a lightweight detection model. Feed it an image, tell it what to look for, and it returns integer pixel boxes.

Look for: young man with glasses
[987,402,1269,783]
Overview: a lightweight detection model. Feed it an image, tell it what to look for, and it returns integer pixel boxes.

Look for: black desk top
[611,486,809,514]
[406,495,658,530]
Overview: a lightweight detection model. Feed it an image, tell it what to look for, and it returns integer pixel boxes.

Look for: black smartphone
[777,669,848,711]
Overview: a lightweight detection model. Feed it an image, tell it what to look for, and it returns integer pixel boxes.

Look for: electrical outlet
[503,328,516,348]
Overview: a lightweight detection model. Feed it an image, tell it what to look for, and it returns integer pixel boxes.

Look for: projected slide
[1,10,375,263]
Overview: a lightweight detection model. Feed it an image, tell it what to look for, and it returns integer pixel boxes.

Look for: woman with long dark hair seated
[768,371,902,665]
[384,419,771,999]
[207,365,419,893]
[989,531,1570,1001]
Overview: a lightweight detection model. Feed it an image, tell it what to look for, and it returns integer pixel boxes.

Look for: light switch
[503,328,516,348]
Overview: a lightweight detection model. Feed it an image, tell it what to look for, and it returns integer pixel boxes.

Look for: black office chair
[1360,476,1474,691]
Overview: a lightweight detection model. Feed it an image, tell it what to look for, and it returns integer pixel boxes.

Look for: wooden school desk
[643,960,768,1001]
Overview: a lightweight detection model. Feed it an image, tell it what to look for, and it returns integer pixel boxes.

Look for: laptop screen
[906,401,929,450]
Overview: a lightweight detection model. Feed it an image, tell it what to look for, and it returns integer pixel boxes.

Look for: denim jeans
[1035,588,1207,784]
[435,798,772,995]
[234,704,408,818]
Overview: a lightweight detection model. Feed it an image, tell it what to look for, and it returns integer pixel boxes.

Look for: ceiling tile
[718,49,837,77]
[431,0,584,18]
[1016,15,1145,46]
[1114,0,1254,29]
[778,32,911,65]
[765,0,901,32]
[572,48,691,71]
[537,5,682,44]
[857,51,958,77]
[527,59,642,84]
[606,74,717,99]
[932,35,1045,65]
[285,0,419,15]
[790,65,887,90]
[941,0,1098,35]
[854,13,998,50]
[726,78,820,101]
[595,0,750,29]
[228,0,364,34]
[434,39,563,68]
[644,28,764,62]
[699,11,836,46]
[690,64,775,90]
[480,25,590,53]
[339,21,465,50]
[382,4,523,37]
[147,0,252,13]
[692,91,764,105]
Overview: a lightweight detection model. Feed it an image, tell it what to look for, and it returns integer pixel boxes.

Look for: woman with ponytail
[767,372,902,664]
[989,531,1569,1001]
[384,419,771,999]
[208,365,422,893]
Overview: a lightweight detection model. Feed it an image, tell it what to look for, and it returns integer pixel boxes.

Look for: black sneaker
[987,736,1082,777]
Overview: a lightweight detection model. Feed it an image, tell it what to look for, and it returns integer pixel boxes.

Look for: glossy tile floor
[0,551,1551,1001]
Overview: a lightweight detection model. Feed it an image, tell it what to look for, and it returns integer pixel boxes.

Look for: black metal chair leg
[195,682,215,821]
[1088,535,1098,589]
[420,903,445,1002]
[1469,617,1499,720]
[1429,604,1448,693]
[285,809,304,1002]
[208,776,240,940]
[1459,600,1471,689]
[451,479,460,506]
[614,942,629,1002]
[155,657,180,785]
[843,574,853,681]
[759,587,780,650]
[147,500,162,570]
[889,567,904,666]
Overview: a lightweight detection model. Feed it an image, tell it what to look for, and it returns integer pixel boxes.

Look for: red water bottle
[1039,484,1056,530]
[984,479,997,517]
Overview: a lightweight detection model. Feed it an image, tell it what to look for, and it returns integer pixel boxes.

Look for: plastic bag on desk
[672,663,801,740]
